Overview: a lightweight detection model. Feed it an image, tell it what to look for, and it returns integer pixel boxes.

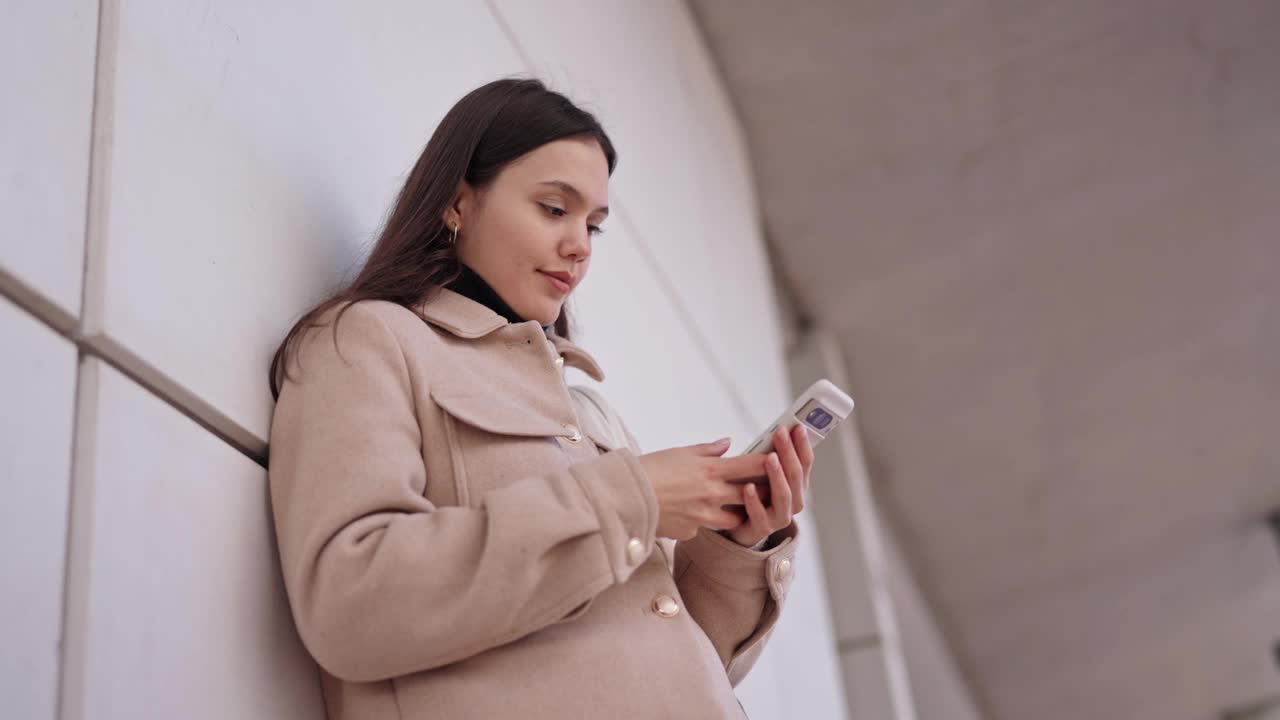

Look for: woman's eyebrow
[537,179,609,217]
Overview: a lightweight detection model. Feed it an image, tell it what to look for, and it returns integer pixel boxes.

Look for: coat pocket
[429,389,573,438]
[428,389,576,505]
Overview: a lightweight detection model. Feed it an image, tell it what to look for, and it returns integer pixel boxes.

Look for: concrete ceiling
[688,1,1280,718]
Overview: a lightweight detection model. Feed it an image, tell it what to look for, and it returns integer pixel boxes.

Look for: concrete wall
[788,327,985,720]
[0,1,844,717]
[882,523,985,720]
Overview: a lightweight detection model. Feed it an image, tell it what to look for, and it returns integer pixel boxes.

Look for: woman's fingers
[704,425,811,518]
[775,426,806,514]
[800,428,814,496]
[765,452,792,525]
[701,427,812,547]
[711,507,745,530]
[742,482,771,531]
[712,454,770,482]
[715,481,748,505]
[793,425,814,479]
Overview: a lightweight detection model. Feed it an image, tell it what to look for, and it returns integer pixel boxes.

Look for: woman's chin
[523,301,561,327]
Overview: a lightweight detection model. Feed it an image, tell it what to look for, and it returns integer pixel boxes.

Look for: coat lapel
[414,287,606,381]
[410,287,609,441]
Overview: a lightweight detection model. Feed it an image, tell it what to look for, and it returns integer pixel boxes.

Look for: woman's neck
[446,263,553,332]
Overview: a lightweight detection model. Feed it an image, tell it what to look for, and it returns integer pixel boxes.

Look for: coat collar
[547,331,607,383]
[414,286,607,382]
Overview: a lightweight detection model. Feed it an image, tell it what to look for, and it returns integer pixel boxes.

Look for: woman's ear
[442,180,474,229]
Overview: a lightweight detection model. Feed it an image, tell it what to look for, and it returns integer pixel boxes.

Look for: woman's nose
[562,228,591,259]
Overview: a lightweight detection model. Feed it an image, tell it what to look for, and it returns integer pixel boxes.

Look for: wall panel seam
[482,0,763,430]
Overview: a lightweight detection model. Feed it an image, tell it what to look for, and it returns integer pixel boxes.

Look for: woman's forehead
[507,140,609,196]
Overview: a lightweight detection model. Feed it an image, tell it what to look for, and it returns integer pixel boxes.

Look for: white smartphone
[739,379,855,458]
[722,379,854,508]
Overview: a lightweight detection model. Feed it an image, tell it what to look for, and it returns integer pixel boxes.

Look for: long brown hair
[268,78,618,400]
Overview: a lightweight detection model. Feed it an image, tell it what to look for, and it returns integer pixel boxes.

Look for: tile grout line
[0,270,269,468]
[86,334,268,464]
[0,265,78,337]
[57,1,115,716]
[481,0,536,72]
[77,0,117,337]
[56,355,98,720]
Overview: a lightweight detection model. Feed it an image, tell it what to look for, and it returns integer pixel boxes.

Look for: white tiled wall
[66,360,323,719]
[0,297,79,720]
[2,1,845,717]
[98,0,525,439]
[493,0,793,430]
[0,0,98,315]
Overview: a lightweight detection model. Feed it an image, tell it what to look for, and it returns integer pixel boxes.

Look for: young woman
[267,78,813,719]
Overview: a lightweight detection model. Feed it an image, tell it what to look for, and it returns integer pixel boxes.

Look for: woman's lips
[539,271,571,294]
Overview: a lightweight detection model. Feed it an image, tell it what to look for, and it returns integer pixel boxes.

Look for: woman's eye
[541,203,602,235]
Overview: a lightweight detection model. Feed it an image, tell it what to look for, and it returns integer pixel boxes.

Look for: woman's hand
[637,439,771,541]
[725,424,813,548]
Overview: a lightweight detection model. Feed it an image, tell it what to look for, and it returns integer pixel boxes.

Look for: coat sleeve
[615,411,800,687]
[673,524,799,685]
[267,303,659,683]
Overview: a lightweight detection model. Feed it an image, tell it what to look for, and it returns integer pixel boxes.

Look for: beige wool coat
[267,287,800,720]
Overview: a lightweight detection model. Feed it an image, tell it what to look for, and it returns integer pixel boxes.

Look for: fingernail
[715,437,731,445]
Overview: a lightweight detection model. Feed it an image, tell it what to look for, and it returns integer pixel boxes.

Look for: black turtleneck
[446,263,554,332]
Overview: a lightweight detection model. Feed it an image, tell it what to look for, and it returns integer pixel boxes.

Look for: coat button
[773,558,792,584]
[652,594,680,618]
[626,537,646,566]
[565,425,582,442]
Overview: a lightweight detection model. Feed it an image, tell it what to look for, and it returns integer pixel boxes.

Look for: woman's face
[447,137,610,326]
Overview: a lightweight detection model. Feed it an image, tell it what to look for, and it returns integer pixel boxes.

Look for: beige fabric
[267,288,800,719]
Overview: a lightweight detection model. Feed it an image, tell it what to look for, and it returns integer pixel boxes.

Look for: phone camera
[804,407,833,430]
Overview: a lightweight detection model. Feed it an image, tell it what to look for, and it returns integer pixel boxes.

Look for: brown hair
[268,77,618,400]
